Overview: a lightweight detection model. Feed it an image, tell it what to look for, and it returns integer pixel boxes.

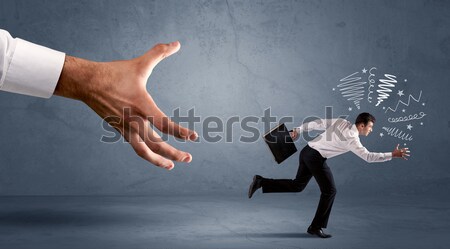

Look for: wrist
[392,150,400,158]
[54,55,99,101]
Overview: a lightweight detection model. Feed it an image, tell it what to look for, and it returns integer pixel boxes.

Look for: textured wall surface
[0,0,449,196]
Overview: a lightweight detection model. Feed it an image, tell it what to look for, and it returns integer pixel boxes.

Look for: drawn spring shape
[387,112,426,123]
[367,67,377,103]
[376,74,397,106]
[382,127,413,141]
[338,72,366,109]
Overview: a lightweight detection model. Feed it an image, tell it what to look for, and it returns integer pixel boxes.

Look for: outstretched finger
[126,131,174,170]
[396,144,400,150]
[403,152,411,159]
[144,95,198,141]
[140,126,193,163]
[154,116,198,141]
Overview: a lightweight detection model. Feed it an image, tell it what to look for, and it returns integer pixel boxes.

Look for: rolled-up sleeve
[0,29,65,98]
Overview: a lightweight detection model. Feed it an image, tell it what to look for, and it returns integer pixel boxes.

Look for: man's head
[355,112,376,136]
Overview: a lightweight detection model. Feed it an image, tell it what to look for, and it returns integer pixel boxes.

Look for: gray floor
[0,193,449,249]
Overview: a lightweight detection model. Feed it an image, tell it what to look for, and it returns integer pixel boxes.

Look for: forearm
[349,138,393,163]
[364,152,393,163]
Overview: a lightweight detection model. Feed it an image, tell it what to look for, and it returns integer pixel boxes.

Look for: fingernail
[166,163,174,170]
[182,154,192,163]
[189,132,198,141]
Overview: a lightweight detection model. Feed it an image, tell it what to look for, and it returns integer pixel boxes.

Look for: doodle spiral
[337,72,366,109]
[376,74,397,107]
[387,112,427,123]
[367,67,376,103]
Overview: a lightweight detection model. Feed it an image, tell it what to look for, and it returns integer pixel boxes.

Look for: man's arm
[1,29,197,170]
[291,118,341,139]
[293,118,341,133]
[349,138,410,163]
[349,138,392,163]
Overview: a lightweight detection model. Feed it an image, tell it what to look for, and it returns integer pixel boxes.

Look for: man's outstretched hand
[54,41,198,170]
[392,144,410,160]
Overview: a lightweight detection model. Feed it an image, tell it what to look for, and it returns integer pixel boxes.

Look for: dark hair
[355,112,376,125]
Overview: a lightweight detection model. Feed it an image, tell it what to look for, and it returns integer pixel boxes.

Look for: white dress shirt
[0,29,65,98]
[294,118,392,163]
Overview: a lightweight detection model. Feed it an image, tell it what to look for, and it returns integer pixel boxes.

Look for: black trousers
[261,145,336,229]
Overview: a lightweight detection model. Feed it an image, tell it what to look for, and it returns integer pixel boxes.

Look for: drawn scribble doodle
[382,127,413,141]
[367,67,377,103]
[376,74,397,106]
[335,66,427,150]
[388,112,427,123]
[385,91,423,113]
[337,72,366,109]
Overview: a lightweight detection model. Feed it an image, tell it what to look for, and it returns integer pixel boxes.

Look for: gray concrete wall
[0,0,449,196]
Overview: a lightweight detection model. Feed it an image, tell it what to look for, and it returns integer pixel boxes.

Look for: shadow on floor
[0,208,156,227]
[245,232,315,238]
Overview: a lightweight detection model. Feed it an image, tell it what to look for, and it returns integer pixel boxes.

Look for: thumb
[396,144,399,150]
[137,41,181,75]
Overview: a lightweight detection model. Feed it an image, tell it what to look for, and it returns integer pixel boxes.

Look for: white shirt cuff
[1,38,65,98]
[385,152,393,161]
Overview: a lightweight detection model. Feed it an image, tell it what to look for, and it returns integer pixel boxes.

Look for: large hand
[392,144,410,160]
[54,41,198,170]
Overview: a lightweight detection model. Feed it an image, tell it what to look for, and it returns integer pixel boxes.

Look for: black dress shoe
[248,175,263,198]
[307,225,332,238]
